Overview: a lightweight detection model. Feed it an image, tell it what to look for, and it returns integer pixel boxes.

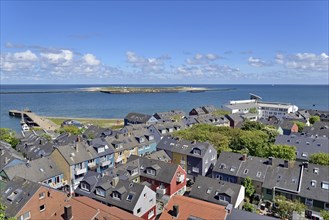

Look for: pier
[9,110,60,131]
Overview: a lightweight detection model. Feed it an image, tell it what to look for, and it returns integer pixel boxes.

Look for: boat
[21,123,30,131]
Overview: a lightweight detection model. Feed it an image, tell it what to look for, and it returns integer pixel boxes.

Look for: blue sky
[1,1,328,84]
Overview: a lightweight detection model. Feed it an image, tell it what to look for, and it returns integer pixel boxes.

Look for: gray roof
[104,133,138,153]
[55,141,98,165]
[157,136,214,159]
[145,150,171,162]
[303,121,329,137]
[275,134,329,160]
[153,110,186,120]
[212,152,244,176]
[125,112,154,123]
[88,137,115,156]
[224,102,258,111]
[194,114,228,126]
[226,209,277,220]
[3,156,63,182]
[75,171,148,212]
[1,176,41,217]
[189,176,243,207]
[0,140,25,171]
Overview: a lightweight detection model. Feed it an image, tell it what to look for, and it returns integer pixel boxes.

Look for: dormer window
[206,188,212,194]
[148,135,154,141]
[321,182,329,190]
[126,193,134,202]
[131,169,138,176]
[146,168,156,176]
[311,180,317,187]
[314,168,319,174]
[98,147,105,153]
[301,152,307,158]
[96,188,105,197]
[112,192,120,200]
[256,172,261,178]
[193,148,201,155]
[138,137,145,143]
[81,182,90,192]
[230,166,236,172]
[219,163,226,169]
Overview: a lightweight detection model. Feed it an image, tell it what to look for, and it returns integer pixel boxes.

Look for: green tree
[242,177,255,198]
[309,116,320,125]
[267,145,296,160]
[262,126,280,143]
[241,121,264,131]
[249,107,258,114]
[243,201,256,212]
[0,201,16,220]
[0,128,19,149]
[57,126,82,135]
[309,153,329,166]
[40,133,52,141]
[274,195,305,220]
[237,130,269,157]
[294,121,306,132]
[212,109,230,116]
[321,210,329,220]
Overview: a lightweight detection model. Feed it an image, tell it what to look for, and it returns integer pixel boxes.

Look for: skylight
[126,193,134,202]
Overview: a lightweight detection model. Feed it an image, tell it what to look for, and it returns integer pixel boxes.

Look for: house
[189,176,245,209]
[1,156,65,190]
[303,121,329,137]
[212,152,269,195]
[153,110,186,121]
[50,196,142,220]
[145,150,172,163]
[262,160,329,212]
[189,105,217,116]
[223,100,259,114]
[181,116,199,128]
[194,114,230,127]
[226,208,277,220]
[274,134,329,161]
[278,120,299,135]
[75,171,157,220]
[124,112,158,126]
[157,136,217,179]
[148,121,186,143]
[308,109,329,122]
[110,155,187,198]
[50,140,99,192]
[0,140,26,172]
[159,195,227,220]
[225,114,244,128]
[1,176,68,220]
[87,137,115,172]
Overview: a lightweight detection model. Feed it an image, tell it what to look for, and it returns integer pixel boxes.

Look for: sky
[0,0,328,84]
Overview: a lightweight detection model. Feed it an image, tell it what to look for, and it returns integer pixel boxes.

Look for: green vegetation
[309,152,329,166]
[294,121,306,132]
[309,116,320,124]
[242,177,255,198]
[0,128,19,149]
[211,109,230,116]
[56,126,83,135]
[267,145,296,161]
[0,201,15,220]
[170,115,183,122]
[174,123,287,159]
[40,133,52,141]
[321,210,329,220]
[243,201,256,212]
[249,107,258,114]
[274,195,305,220]
[47,117,123,128]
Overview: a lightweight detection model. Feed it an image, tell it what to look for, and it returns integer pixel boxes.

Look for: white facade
[133,185,156,218]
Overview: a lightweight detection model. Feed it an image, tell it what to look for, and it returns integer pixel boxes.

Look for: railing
[156,186,166,194]
[176,174,185,183]
[74,167,87,175]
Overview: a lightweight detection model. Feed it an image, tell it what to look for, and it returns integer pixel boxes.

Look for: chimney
[64,205,72,220]
[76,136,80,142]
[284,160,289,168]
[173,205,179,218]
[112,176,119,187]
[242,154,247,161]
[268,157,273,166]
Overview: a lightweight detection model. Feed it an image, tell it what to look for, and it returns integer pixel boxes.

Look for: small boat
[22,123,30,131]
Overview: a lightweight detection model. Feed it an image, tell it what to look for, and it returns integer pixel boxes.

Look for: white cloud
[275,52,329,72]
[82,54,101,66]
[40,49,73,64]
[248,56,271,67]
[186,53,220,65]
[13,50,38,61]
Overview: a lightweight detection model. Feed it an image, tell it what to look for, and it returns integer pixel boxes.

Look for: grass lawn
[46,117,124,129]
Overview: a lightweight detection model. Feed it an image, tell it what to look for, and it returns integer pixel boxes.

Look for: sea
[1,84,328,132]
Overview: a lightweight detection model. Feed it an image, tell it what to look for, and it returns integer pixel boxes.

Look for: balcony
[176,174,185,183]
[100,159,111,167]
[74,167,87,175]
[115,156,123,163]
[156,186,166,194]
[88,162,97,168]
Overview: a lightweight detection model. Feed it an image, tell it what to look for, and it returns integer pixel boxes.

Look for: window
[305,198,313,206]
[211,155,216,160]
[126,193,134,202]
[39,192,45,199]
[230,166,236,172]
[137,208,141,214]
[206,188,212,194]
[244,169,248,174]
[146,169,156,176]
[313,168,319,174]
[148,209,154,219]
[256,172,261,178]
[113,192,120,200]
[205,159,208,164]
[266,189,272,195]
[322,182,329,190]
[81,182,90,191]
[311,180,317,187]
[96,188,105,197]
[301,152,307,157]
[39,204,46,212]
[219,163,226,169]
[324,203,329,210]
[192,167,199,173]
[19,211,30,220]
[149,198,153,203]
[144,193,147,198]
